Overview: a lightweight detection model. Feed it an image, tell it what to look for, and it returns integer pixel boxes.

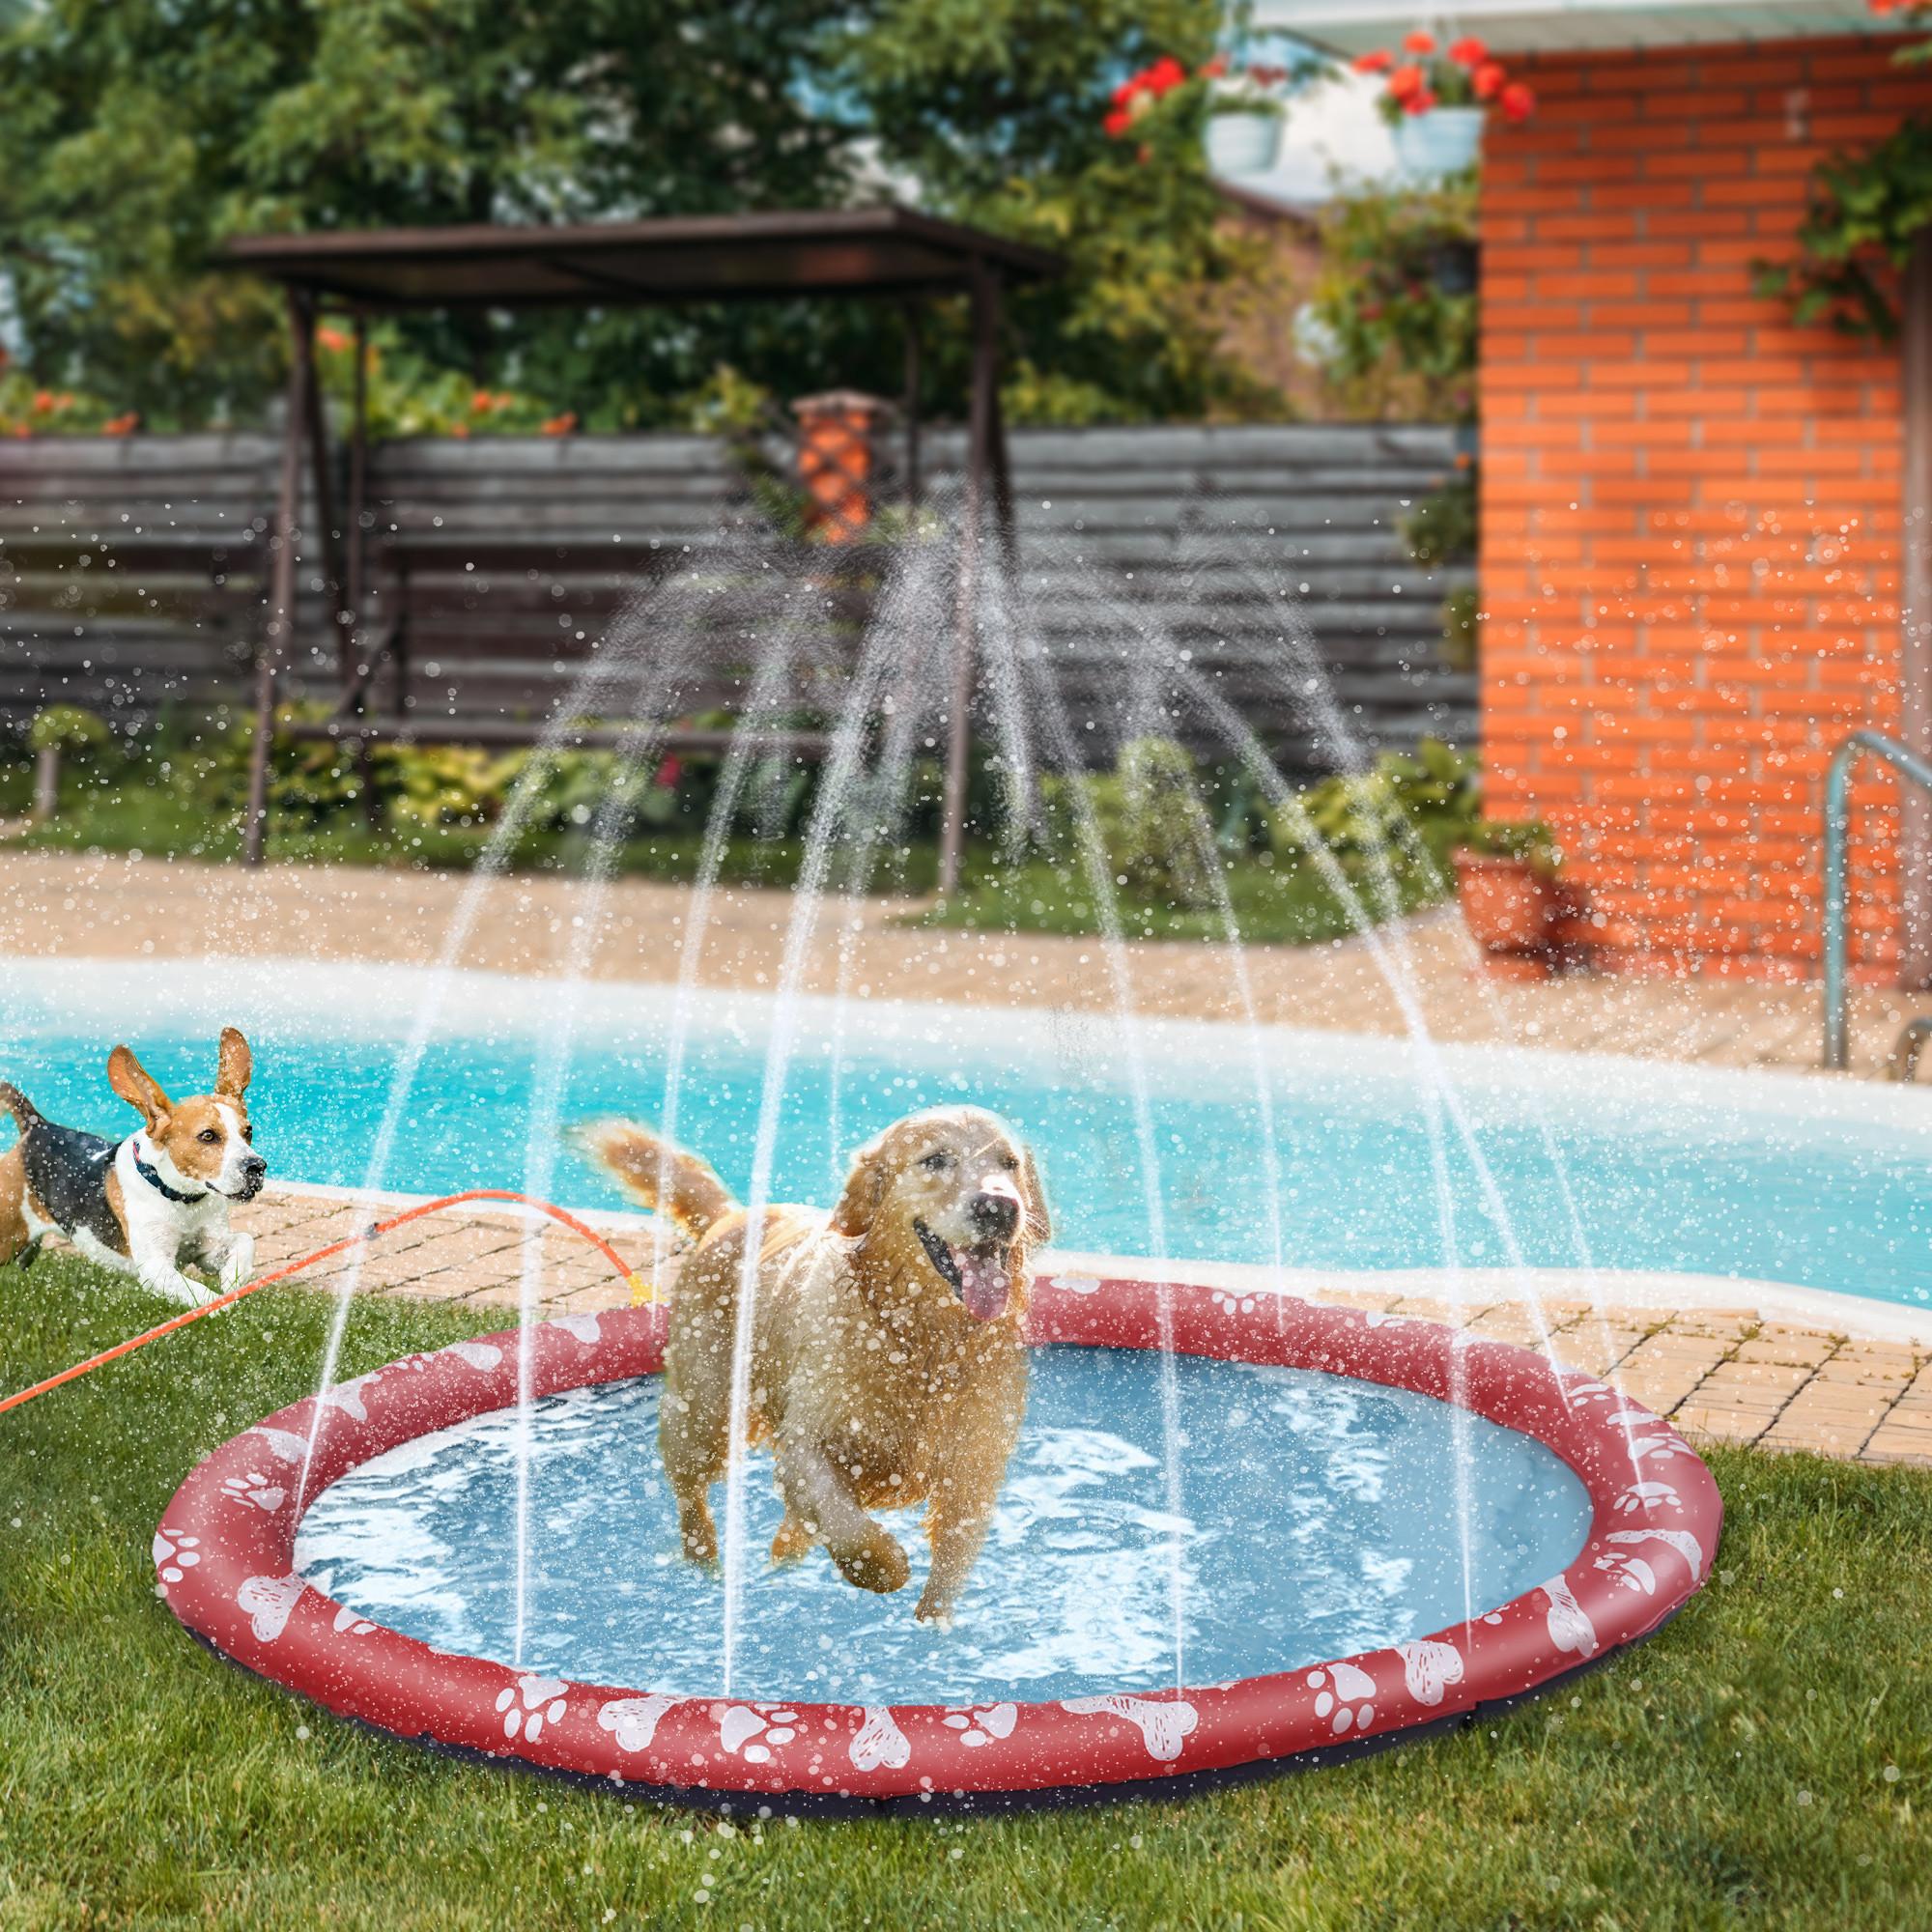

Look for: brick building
[1264,2,1931,980]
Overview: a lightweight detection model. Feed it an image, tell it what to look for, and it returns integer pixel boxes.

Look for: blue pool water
[294,1349,1591,1702]
[6,963,1932,1308]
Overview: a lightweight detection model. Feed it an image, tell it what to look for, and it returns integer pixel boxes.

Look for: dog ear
[829,1135,891,1237]
[1020,1145,1052,1245]
[107,1045,172,1132]
[216,1027,253,1099]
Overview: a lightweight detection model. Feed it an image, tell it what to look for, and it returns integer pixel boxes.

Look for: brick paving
[5,847,1932,1077]
[185,1186,1932,1469]
[8,847,1932,1469]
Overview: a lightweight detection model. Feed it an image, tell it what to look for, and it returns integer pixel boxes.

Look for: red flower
[1500,80,1536,122]
[1202,55,1228,78]
[1144,54,1187,96]
[541,412,577,437]
[469,391,494,413]
[31,388,53,414]
[1472,60,1507,100]
[1103,104,1132,137]
[449,421,470,439]
[1403,29,1436,53]
[1404,88,1437,115]
[1387,63,1426,99]
[654,755,682,789]
[315,325,353,354]
[1111,77,1139,105]
[1448,36,1488,65]
[101,412,140,437]
[1352,48,1393,74]
[1136,142,1152,165]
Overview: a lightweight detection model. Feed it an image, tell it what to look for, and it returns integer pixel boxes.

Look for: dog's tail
[576,1119,735,1237]
[0,1082,42,1135]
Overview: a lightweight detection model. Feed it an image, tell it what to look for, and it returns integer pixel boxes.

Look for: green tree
[0,0,865,425]
[0,0,1277,427]
[840,0,1279,422]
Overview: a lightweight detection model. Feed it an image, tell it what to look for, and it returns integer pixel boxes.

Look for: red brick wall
[1480,36,1926,980]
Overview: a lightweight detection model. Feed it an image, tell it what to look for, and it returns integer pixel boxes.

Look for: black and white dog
[0,1029,266,1307]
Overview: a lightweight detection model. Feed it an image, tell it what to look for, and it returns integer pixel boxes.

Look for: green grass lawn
[3,774,1438,950]
[2,1253,1928,1930]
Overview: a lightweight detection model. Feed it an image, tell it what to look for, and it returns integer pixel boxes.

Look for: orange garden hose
[0,1188,649,1418]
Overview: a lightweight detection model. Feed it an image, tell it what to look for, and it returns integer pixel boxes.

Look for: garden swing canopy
[216,207,1065,309]
[214,206,1065,882]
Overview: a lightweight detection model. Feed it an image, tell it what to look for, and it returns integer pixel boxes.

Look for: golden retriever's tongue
[952,1245,1010,1321]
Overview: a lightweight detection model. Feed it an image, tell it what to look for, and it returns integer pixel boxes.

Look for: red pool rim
[156,1278,1720,1813]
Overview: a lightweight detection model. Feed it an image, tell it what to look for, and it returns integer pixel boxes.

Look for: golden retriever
[581,1106,1049,1624]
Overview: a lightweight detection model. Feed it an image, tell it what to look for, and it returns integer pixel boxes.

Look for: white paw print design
[1210,1290,1258,1317]
[332,1604,378,1636]
[250,1426,311,1466]
[1059,1694,1198,1763]
[942,1702,1017,1747]
[1306,1660,1377,1736]
[496,1674,570,1744]
[1606,1525,1705,1580]
[717,1703,800,1764]
[1628,1430,1691,1468]
[153,1526,201,1584]
[219,1471,287,1514]
[548,1312,602,1345]
[1613,1480,1683,1517]
[321,1373,378,1422]
[1561,1377,1614,1405]
[236,1573,306,1642]
[1395,1638,1464,1708]
[598,1693,680,1754]
[1594,1549,1660,1596]
[1539,1576,1600,1660]
[849,1706,910,1772]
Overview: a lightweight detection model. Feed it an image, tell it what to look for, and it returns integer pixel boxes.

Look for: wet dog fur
[581,1106,1049,1623]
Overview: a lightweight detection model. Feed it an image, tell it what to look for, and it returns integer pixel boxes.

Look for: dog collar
[132,1144,208,1205]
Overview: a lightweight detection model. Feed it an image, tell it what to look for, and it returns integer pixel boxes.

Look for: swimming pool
[7,956,1932,1314]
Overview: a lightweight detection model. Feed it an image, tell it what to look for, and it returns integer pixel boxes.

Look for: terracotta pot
[1451,849,1559,952]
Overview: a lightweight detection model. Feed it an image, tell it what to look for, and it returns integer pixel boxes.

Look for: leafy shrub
[1308,179,1479,421]
[1400,474,1477,566]
[29,704,111,757]
[1033,738,1222,912]
[376,743,526,831]
[1272,736,1482,880]
[1110,736,1220,909]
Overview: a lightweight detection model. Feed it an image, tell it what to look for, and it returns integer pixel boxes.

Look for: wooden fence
[0,423,1473,772]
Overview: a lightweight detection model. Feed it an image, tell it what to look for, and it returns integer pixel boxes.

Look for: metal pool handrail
[1823,728,1932,1069]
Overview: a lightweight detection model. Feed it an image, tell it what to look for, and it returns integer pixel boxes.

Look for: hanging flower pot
[1393,105,1487,182]
[1207,107,1284,176]
[1352,32,1536,183]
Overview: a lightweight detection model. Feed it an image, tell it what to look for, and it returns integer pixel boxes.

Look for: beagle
[0,1029,266,1307]
[582,1105,1050,1625]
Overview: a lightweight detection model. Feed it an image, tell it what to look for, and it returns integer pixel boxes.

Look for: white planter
[1207,109,1284,178]
[1392,105,1486,183]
